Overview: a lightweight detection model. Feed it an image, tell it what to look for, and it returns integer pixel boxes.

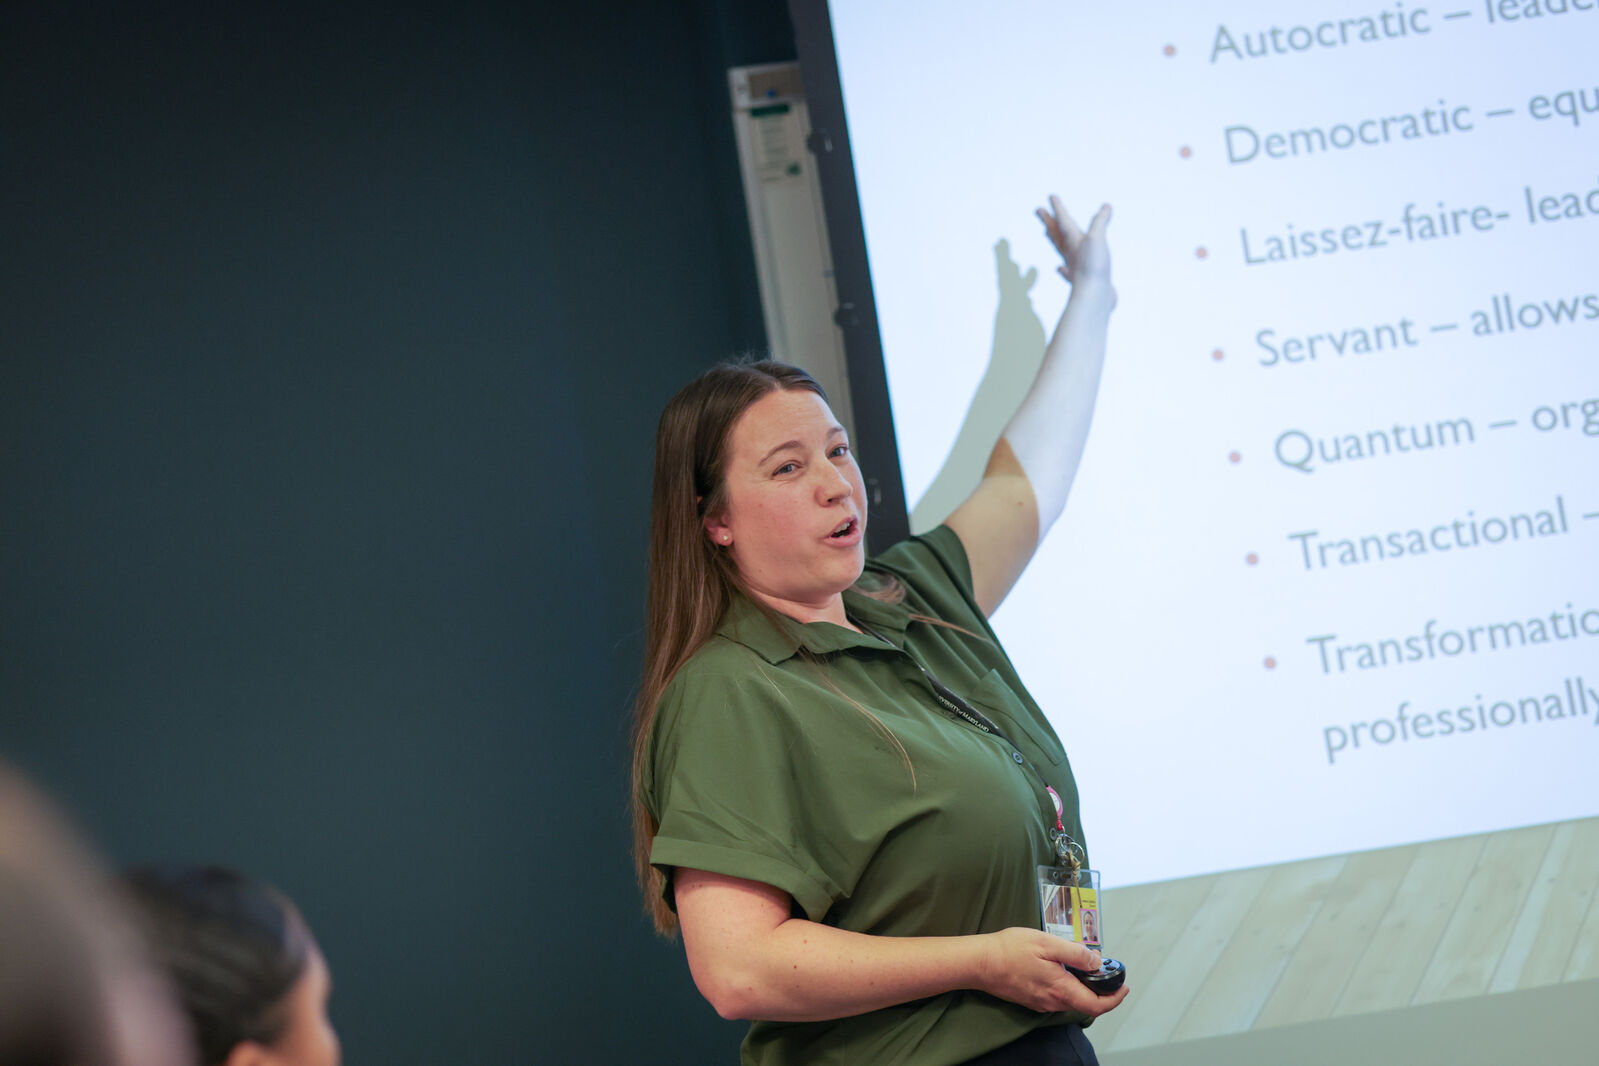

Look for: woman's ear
[223,1040,271,1066]
[703,515,732,547]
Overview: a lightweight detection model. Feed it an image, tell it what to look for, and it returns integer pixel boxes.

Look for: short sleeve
[644,664,842,920]
[869,525,997,638]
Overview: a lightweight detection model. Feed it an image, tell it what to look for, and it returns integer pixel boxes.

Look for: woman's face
[262,945,339,1066]
[704,388,867,619]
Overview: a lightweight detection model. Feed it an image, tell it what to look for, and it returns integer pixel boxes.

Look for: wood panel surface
[1251,844,1415,1028]
[1085,874,1215,1049]
[1411,823,1554,1004]
[1168,856,1345,1042]
[1490,817,1599,987]
[1096,815,1599,1053]
[1103,866,1271,1049]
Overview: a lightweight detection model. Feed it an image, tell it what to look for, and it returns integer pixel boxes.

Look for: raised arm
[945,198,1115,616]
[675,868,1125,1022]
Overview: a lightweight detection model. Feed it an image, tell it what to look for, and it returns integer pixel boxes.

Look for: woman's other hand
[977,927,1129,1016]
[1035,197,1114,299]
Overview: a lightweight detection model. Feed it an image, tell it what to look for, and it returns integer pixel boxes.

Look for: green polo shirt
[643,525,1090,1066]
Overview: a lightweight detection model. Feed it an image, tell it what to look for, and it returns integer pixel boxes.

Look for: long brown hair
[630,360,828,935]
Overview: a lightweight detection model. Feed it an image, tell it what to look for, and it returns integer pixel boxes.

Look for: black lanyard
[853,617,1082,868]
[852,619,1017,748]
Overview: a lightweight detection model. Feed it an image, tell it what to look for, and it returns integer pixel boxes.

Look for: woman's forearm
[697,916,991,1022]
[1000,276,1115,535]
[675,869,1112,1022]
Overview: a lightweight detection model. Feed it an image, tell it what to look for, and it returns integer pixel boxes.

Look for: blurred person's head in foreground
[121,864,339,1066]
[0,760,193,1066]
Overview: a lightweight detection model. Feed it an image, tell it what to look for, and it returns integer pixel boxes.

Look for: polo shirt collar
[716,582,911,664]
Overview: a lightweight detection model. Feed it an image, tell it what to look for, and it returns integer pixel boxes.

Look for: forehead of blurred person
[263,943,339,1066]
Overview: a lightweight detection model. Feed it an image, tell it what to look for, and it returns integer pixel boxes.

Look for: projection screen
[805,0,1599,888]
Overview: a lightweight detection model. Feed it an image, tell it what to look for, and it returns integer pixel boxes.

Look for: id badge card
[1038,795,1124,994]
[1037,864,1101,950]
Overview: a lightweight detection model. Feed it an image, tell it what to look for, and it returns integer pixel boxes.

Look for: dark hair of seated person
[120,865,313,1066]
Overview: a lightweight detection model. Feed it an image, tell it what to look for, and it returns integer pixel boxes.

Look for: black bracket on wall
[787,0,911,554]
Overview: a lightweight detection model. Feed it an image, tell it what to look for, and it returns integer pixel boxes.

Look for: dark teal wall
[1,2,793,1060]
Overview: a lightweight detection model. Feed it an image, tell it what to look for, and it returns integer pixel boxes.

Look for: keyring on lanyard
[1045,786,1085,873]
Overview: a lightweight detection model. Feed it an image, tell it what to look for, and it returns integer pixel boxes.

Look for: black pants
[958,1025,1099,1066]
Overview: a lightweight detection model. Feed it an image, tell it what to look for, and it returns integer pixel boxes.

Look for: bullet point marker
[1179,145,1192,158]
[1212,348,1224,361]
[1163,44,1176,57]
[1264,656,1277,669]
[1246,552,1259,566]
[1228,451,1241,464]
[1196,246,1208,259]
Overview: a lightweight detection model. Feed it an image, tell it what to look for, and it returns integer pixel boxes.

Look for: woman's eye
[830,444,850,458]
[774,462,798,475]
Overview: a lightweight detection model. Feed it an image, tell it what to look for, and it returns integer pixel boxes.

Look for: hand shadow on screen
[910,238,1047,533]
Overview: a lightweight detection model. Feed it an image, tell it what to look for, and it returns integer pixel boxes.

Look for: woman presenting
[631,197,1124,1066]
